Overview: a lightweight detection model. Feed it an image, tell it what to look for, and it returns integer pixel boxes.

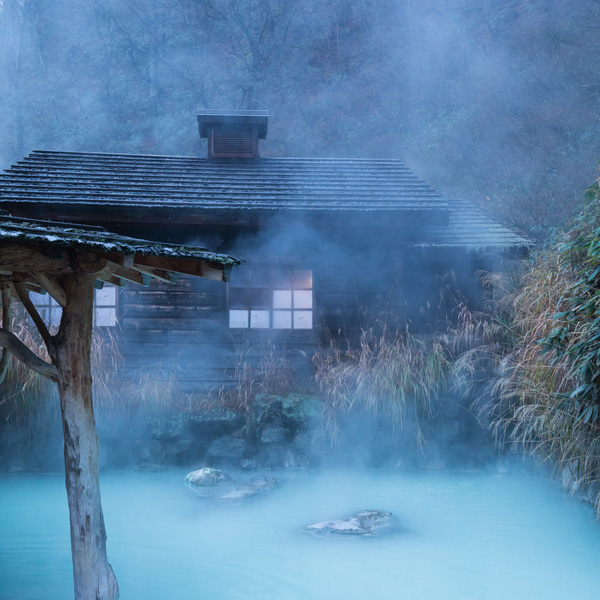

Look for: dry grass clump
[314,324,453,449]
[312,277,510,453]
[0,303,58,446]
[0,306,185,441]
[214,339,297,415]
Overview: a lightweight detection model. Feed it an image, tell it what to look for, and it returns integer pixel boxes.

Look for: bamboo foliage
[488,181,600,513]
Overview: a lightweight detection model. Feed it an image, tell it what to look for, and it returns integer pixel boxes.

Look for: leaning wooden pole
[55,273,119,600]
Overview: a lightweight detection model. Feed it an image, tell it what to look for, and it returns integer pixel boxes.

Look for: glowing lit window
[30,285,118,328]
[229,269,313,329]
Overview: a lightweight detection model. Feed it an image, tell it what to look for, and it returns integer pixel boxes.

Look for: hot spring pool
[2,468,600,599]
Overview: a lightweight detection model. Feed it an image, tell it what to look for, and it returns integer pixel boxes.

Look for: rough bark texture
[56,274,119,600]
[0,282,12,381]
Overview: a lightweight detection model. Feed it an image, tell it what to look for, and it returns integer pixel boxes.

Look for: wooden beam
[131,264,178,284]
[93,263,118,282]
[73,250,108,274]
[133,255,226,282]
[97,275,124,288]
[93,251,134,268]
[6,272,42,290]
[0,244,70,274]
[85,257,149,288]
[30,272,67,307]
[0,329,57,382]
[10,281,43,296]
[113,267,151,286]
[14,283,56,356]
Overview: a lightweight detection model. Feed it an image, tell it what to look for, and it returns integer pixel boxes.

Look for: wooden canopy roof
[0,212,240,382]
[0,211,240,303]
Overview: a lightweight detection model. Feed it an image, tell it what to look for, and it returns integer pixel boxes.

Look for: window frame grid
[228,268,313,330]
[29,285,119,328]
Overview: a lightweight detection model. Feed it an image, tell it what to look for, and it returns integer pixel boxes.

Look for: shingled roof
[0,150,529,250]
[422,200,530,249]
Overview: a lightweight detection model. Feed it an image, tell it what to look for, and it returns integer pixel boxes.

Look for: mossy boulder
[253,393,323,428]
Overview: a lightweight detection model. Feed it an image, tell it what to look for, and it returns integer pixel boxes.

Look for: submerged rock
[184,467,234,487]
[354,510,392,528]
[217,488,258,502]
[305,510,394,536]
[217,474,280,503]
[245,474,276,490]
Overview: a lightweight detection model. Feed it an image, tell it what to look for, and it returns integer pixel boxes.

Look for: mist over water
[3,468,600,600]
[2,2,600,597]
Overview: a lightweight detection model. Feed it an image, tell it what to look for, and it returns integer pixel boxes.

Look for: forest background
[0,0,599,239]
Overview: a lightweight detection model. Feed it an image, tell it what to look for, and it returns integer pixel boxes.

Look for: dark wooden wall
[118,275,229,392]
[117,269,316,394]
[114,246,490,393]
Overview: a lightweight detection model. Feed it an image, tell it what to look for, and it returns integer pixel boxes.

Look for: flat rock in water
[184,467,234,487]
[305,517,370,535]
[354,510,392,528]
[247,474,279,491]
[305,510,394,536]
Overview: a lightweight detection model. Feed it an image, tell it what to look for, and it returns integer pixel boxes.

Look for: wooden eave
[0,214,240,294]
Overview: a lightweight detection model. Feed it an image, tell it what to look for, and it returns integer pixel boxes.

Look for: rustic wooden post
[55,273,118,600]
[0,281,12,381]
[0,215,238,600]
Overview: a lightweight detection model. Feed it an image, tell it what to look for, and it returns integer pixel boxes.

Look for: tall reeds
[314,322,454,450]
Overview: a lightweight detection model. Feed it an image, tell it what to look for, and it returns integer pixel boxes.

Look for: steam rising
[0,0,589,470]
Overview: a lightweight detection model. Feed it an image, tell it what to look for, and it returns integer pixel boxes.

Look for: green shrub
[489,176,600,513]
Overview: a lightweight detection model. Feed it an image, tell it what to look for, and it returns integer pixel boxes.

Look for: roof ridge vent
[197,109,269,159]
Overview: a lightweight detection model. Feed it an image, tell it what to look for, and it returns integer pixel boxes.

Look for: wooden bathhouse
[0,110,529,391]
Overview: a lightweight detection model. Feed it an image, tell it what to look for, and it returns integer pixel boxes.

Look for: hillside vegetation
[0,0,599,235]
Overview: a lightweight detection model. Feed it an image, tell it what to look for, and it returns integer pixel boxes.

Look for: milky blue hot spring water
[2,468,600,599]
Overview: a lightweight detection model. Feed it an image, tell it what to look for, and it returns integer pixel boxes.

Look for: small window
[30,285,118,328]
[29,291,62,328]
[93,286,117,327]
[229,268,313,330]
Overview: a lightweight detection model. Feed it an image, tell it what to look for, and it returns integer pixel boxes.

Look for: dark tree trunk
[56,274,119,600]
